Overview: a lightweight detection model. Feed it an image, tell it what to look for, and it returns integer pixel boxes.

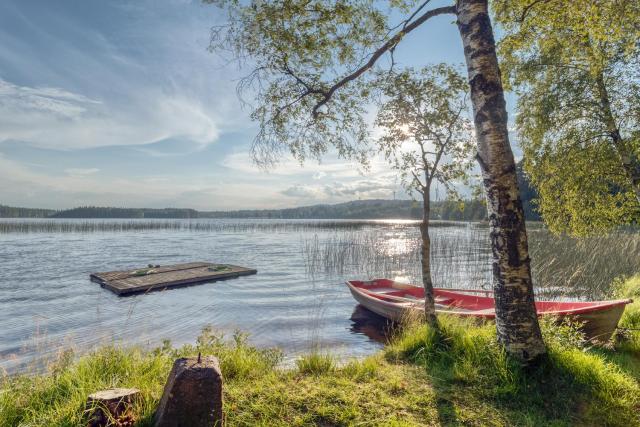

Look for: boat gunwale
[346,280,633,318]
[346,281,495,318]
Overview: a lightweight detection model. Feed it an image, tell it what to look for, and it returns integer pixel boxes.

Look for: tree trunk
[594,74,640,203]
[421,191,438,326]
[455,0,546,363]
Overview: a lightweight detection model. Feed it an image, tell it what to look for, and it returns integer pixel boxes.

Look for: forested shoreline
[0,199,490,221]
[0,162,542,221]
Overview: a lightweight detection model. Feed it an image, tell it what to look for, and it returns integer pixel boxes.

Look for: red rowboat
[346,279,633,342]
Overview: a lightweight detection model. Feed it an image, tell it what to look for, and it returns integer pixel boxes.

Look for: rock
[154,356,224,427]
[86,388,140,427]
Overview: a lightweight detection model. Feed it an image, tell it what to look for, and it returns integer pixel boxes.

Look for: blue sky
[0,0,510,210]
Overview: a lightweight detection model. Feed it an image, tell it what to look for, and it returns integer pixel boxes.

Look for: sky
[0,0,514,210]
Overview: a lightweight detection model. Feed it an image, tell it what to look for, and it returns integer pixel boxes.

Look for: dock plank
[91,262,257,295]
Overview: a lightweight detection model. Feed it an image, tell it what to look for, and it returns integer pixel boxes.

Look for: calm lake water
[0,219,492,374]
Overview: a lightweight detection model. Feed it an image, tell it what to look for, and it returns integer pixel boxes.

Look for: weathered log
[86,388,140,427]
[154,355,224,427]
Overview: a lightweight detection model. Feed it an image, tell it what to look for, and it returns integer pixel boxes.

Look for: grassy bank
[2,280,639,426]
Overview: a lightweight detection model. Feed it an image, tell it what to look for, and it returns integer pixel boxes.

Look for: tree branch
[402,0,433,31]
[531,61,589,73]
[311,5,456,117]
[443,99,467,147]
[281,61,320,94]
[518,0,550,23]
[411,170,426,194]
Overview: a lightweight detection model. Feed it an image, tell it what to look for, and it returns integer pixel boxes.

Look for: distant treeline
[49,207,201,219]
[0,163,541,221]
[199,199,489,220]
[0,205,56,218]
[0,199,507,221]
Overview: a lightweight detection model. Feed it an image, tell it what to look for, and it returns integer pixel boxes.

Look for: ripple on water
[0,219,493,373]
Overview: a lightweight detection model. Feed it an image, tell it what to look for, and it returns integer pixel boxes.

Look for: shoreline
[2,276,639,426]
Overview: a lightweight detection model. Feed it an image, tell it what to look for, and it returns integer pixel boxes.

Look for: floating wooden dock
[90,262,257,296]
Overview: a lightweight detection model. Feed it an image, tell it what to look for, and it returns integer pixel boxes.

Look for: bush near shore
[2,277,639,427]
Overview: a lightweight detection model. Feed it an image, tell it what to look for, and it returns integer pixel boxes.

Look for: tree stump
[154,356,224,427]
[86,388,140,427]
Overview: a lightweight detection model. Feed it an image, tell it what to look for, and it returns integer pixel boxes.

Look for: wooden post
[154,356,224,427]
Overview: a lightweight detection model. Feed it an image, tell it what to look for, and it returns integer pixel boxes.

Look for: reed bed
[4,217,638,299]
[0,219,464,234]
[529,229,640,299]
[302,226,493,290]
[303,225,640,299]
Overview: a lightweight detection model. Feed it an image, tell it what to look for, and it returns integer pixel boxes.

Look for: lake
[0,219,494,374]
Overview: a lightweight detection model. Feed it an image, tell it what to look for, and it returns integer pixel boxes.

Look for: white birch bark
[455,0,546,362]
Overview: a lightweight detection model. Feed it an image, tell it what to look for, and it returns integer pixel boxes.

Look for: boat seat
[434,297,454,305]
[373,287,402,293]
[471,308,496,315]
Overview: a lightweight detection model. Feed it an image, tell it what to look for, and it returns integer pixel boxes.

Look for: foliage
[611,274,640,330]
[374,65,475,201]
[50,207,200,219]
[2,316,639,426]
[602,275,640,378]
[516,161,541,221]
[206,0,379,165]
[493,0,640,235]
[537,316,588,350]
[205,0,457,166]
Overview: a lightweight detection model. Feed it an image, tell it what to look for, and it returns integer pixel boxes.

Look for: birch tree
[206,0,546,363]
[494,0,640,235]
[375,65,474,325]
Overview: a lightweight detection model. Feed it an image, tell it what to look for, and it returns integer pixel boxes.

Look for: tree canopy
[375,64,475,199]
[206,0,456,166]
[374,63,476,325]
[494,0,640,235]
[207,0,547,362]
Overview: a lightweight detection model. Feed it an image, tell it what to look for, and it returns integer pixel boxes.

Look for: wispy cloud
[0,77,221,149]
[64,167,100,176]
[0,153,299,209]
[222,151,388,179]
[0,78,101,117]
[280,175,398,201]
[280,185,325,199]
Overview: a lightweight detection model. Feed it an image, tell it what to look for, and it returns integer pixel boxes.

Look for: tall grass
[295,353,336,375]
[0,327,281,426]
[0,219,464,234]
[529,229,640,299]
[302,225,640,299]
[2,313,638,426]
[302,226,492,289]
[385,315,640,425]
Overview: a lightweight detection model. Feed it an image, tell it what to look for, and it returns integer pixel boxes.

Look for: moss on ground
[2,280,640,427]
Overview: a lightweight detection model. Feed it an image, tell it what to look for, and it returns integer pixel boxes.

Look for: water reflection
[0,219,493,374]
[349,305,396,344]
